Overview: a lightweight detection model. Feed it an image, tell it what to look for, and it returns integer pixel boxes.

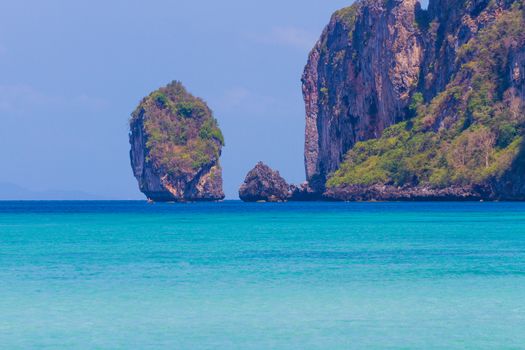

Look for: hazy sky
[0,0,366,199]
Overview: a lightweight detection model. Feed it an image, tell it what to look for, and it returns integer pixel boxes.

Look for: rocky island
[239,162,319,202]
[130,81,225,202]
[239,162,291,202]
[242,0,525,201]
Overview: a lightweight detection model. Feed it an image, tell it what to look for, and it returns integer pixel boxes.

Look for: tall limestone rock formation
[130,81,225,202]
[302,0,424,192]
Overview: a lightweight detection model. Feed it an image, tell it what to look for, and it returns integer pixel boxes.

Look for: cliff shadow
[493,138,525,200]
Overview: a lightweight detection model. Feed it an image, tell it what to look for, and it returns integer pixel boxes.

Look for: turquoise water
[1,201,524,349]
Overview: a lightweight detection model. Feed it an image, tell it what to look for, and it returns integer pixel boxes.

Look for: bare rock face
[239,162,291,202]
[302,0,424,192]
[130,81,225,202]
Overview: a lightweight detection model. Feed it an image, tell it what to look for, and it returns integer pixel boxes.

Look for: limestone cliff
[302,0,424,192]
[303,0,525,200]
[130,81,225,202]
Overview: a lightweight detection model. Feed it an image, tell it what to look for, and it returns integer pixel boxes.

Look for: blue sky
[0,0,372,199]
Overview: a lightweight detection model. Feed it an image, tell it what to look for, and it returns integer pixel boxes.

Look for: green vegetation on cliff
[328,3,525,189]
[131,81,224,178]
[334,3,361,37]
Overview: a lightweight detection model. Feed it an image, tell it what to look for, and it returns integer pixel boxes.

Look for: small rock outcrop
[130,81,225,202]
[239,162,291,202]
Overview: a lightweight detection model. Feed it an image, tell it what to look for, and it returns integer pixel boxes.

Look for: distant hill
[0,182,106,200]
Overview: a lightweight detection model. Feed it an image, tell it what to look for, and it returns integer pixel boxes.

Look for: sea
[0,201,524,349]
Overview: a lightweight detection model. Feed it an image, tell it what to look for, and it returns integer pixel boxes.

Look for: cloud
[72,93,108,109]
[0,85,59,113]
[219,87,251,108]
[0,84,107,113]
[257,26,317,50]
[210,87,277,116]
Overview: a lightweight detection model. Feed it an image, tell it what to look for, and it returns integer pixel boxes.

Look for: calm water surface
[0,201,524,349]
